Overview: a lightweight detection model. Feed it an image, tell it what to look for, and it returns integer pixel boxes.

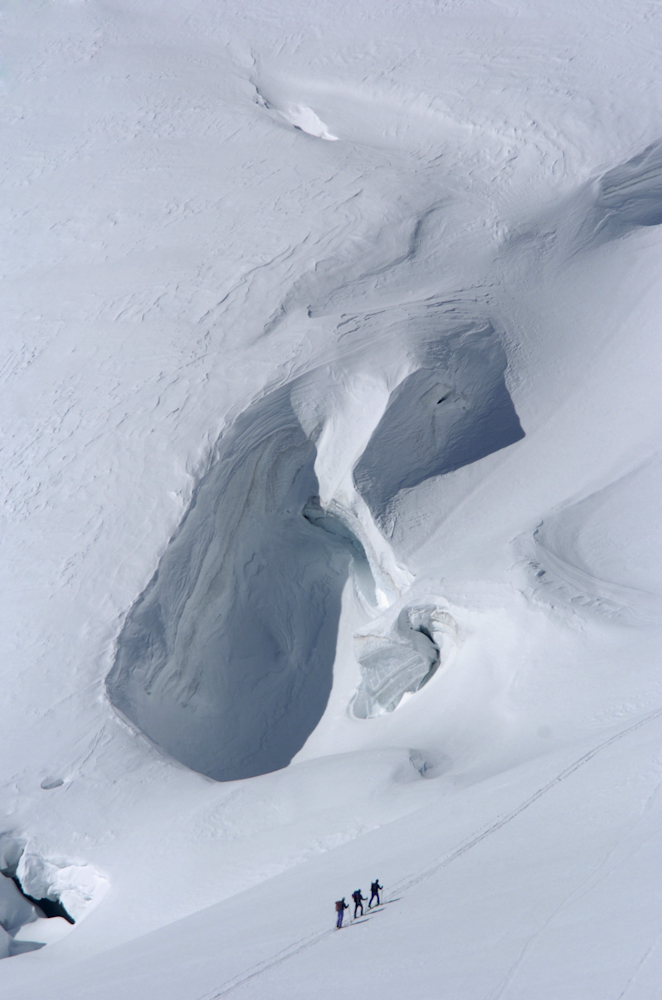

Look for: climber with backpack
[368,879,383,908]
[351,888,366,918]
[335,897,349,928]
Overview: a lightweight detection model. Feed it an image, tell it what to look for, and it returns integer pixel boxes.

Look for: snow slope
[1,0,662,996]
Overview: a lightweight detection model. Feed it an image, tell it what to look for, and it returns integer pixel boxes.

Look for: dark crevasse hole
[0,844,75,927]
[107,386,352,782]
[353,324,525,525]
[0,872,46,957]
[0,860,74,959]
[3,874,74,925]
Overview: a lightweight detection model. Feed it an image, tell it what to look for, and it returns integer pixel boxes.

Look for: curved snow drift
[524,459,662,625]
[107,387,355,782]
[353,326,524,526]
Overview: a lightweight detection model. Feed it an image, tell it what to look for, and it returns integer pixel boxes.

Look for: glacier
[2,0,662,997]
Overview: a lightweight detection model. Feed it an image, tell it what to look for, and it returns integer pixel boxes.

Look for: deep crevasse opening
[107,385,355,782]
[107,327,525,781]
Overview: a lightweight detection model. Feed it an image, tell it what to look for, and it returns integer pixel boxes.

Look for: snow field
[10,705,662,999]
[2,0,662,997]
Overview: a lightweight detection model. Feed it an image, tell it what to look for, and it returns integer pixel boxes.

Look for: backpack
[352,891,360,902]
[335,900,344,912]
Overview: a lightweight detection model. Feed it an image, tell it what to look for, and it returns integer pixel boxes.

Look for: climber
[368,879,383,908]
[335,897,349,928]
[352,888,366,918]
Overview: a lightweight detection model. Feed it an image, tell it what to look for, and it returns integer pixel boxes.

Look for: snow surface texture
[3,0,662,997]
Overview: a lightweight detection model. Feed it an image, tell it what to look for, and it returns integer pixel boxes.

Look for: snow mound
[280,104,338,140]
[17,849,107,925]
[253,80,338,139]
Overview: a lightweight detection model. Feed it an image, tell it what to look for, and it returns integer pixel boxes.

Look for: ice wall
[353,325,524,528]
[584,140,662,245]
[107,387,353,781]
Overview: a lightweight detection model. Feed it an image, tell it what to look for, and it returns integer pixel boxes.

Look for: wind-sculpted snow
[107,387,359,782]
[353,326,524,527]
[302,497,377,608]
[352,603,456,719]
[524,459,662,625]
[585,141,662,245]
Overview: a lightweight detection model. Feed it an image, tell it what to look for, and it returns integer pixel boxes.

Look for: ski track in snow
[485,817,661,1000]
[195,706,662,999]
[392,706,662,894]
[615,930,662,1000]
[196,929,335,1000]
